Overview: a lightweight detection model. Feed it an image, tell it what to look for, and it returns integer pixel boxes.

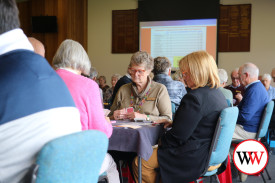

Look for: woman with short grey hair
[218,68,228,85]
[261,73,275,100]
[218,68,233,105]
[109,51,172,121]
[52,39,120,183]
[52,39,91,76]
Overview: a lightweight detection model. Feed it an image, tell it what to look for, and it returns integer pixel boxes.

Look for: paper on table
[114,124,141,129]
[103,109,110,116]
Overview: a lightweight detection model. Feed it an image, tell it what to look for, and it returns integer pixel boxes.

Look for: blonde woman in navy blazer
[132,51,228,183]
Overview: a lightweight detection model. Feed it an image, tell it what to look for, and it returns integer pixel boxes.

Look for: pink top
[56,69,112,138]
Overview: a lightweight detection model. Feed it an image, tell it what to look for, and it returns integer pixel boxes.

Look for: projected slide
[140,19,217,69]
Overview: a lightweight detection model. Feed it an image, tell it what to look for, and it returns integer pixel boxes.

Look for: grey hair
[129,51,154,71]
[52,39,91,76]
[172,69,183,81]
[153,57,171,75]
[231,68,239,74]
[112,73,121,80]
[218,69,228,84]
[89,67,98,79]
[242,63,259,78]
[262,73,272,81]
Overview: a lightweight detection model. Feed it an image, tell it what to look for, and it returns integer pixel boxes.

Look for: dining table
[108,120,163,183]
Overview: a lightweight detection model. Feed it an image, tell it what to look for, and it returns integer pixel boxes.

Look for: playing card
[126,107,134,113]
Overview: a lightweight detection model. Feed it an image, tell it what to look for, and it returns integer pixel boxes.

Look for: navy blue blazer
[158,86,228,183]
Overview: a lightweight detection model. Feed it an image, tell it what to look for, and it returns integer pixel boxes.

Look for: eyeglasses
[231,77,240,80]
[181,71,187,77]
[129,68,146,75]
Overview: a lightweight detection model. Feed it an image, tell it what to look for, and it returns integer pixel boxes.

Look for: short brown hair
[179,51,220,89]
[153,57,171,75]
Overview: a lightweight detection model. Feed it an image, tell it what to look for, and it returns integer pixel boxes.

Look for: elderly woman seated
[132,51,228,183]
[109,51,172,121]
[261,73,275,100]
[103,74,121,108]
[98,75,110,93]
[52,39,120,183]
[218,68,233,105]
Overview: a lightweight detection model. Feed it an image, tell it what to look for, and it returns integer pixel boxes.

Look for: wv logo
[233,140,268,174]
[236,151,265,165]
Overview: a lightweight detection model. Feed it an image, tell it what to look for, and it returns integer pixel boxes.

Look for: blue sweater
[237,81,270,132]
[0,50,76,125]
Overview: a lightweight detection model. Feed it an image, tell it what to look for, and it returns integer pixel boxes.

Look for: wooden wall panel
[112,9,138,53]
[17,0,87,64]
[17,1,31,36]
[64,0,87,50]
[44,0,58,63]
[218,4,251,52]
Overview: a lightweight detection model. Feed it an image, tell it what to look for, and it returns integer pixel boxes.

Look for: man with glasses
[225,68,245,105]
[232,63,269,182]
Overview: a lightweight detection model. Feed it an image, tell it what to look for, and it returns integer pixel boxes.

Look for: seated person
[261,73,275,100]
[153,56,187,110]
[89,67,103,100]
[110,68,132,106]
[103,73,121,106]
[218,68,233,105]
[98,75,110,93]
[109,51,172,121]
[231,63,270,182]
[232,63,270,141]
[52,39,120,183]
[225,68,245,106]
[132,51,228,183]
[0,1,81,182]
[28,37,45,57]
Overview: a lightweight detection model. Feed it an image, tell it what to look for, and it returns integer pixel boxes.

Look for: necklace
[130,88,151,112]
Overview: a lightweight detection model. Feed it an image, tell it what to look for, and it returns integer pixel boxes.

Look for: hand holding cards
[113,107,134,120]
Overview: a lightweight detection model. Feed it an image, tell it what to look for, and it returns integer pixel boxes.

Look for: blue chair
[171,102,176,119]
[254,100,274,183]
[29,130,108,183]
[226,99,232,107]
[266,99,275,148]
[255,101,274,140]
[196,107,239,183]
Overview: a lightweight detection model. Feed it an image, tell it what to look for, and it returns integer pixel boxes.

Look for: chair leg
[260,172,267,183]
[155,169,160,183]
[196,177,203,183]
[265,168,272,180]
[118,160,124,183]
[214,174,220,183]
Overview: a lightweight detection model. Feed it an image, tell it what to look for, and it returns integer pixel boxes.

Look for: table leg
[138,156,142,183]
